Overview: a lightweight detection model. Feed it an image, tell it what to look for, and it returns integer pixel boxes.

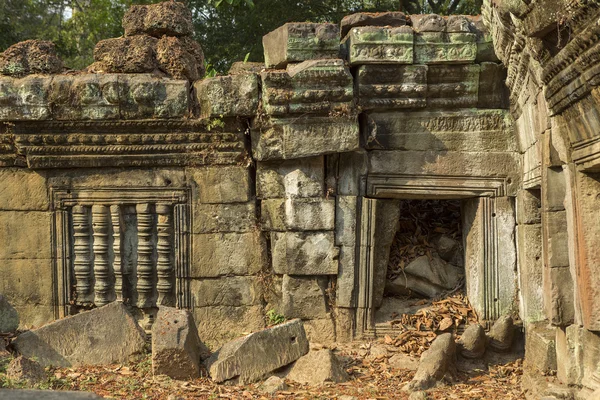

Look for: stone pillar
[136,203,155,310]
[110,205,124,302]
[156,203,174,306]
[72,205,93,305]
[92,205,112,307]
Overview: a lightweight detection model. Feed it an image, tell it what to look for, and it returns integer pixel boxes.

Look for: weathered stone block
[152,306,203,380]
[207,319,309,383]
[364,109,516,152]
[525,322,557,374]
[414,31,477,64]
[0,76,51,121]
[338,150,368,195]
[271,231,339,275]
[556,325,584,386]
[336,196,358,246]
[49,75,120,120]
[342,26,413,65]
[261,59,353,116]
[263,23,340,68]
[0,295,18,333]
[193,305,265,349]
[478,62,508,108]
[47,168,186,189]
[544,266,575,326]
[119,74,189,119]
[261,198,335,231]
[0,40,63,77]
[336,246,356,308]
[281,275,330,320]
[0,168,48,211]
[123,2,194,37]
[427,64,480,108]
[517,224,545,323]
[356,65,427,110]
[13,302,146,367]
[195,74,258,118]
[543,167,567,211]
[192,202,257,233]
[6,356,46,386]
[517,189,541,225]
[404,333,456,391]
[341,11,407,36]
[0,211,51,259]
[252,115,360,161]
[334,307,355,342]
[188,166,252,203]
[286,349,349,385]
[191,276,262,307]
[191,231,267,277]
[543,210,570,268]
[303,318,337,344]
[256,156,324,199]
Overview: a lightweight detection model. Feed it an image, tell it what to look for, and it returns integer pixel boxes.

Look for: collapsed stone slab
[285,349,349,386]
[13,302,147,367]
[263,23,340,69]
[0,40,63,77]
[152,306,205,380]
[206,318,309,384]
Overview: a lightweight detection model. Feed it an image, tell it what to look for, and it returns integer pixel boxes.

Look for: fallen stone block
[260,376,288,393]
[0,40,63,77]
[263,23,340,68]
[487,315,515,352]
[0,294,19,333]
[6,356,46,386]
[206,319,309,384]
[0,390,103,399]
[404,333,456,391]
[13,302,147,367]
[286,349,349,386]
[152,306,206,380]
[457,324,486,359]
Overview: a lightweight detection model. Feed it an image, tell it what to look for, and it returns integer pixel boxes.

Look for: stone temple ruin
[1,0,600,397]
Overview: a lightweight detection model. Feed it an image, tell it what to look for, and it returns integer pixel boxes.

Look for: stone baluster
[92,205,112,306]
[136,203,155,309]
[72,205,93,305]
[110,205,124,302]
[156,203,174,306]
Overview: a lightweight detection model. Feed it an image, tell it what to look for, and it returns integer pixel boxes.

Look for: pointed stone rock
[152,306,207,380]
[286,349,349,386]
[206,319,309,384]
[13,302,147,367]
[487,315,515,352]
[458,324,486,359]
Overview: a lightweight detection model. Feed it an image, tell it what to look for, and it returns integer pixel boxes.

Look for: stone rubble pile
[0,40,63,77]
[89,1,205,80]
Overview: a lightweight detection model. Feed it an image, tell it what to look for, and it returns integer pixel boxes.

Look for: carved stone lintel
[136,203,155,309]
[156,203,174,306]
[72,205,93,305]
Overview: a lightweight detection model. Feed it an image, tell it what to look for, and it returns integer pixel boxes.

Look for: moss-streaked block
[342,26,413,65]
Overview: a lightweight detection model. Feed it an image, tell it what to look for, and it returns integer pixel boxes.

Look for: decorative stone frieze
[342,26,413,66]
[261,59,354,116]
[427,64,480,108]
[356,64,427,110]
[263,23,340,69]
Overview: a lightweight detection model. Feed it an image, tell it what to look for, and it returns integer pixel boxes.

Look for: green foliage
[266,309,286,325]
[0,0,482,72]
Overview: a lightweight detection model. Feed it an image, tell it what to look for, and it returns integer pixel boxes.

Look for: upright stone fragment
[152,306,204,380]
[206,319,309,384]
[263,23,340,68]
[487,315,515,352]
[404,333,456,391]
[458,324,486,359]
[195,74,259,118]
[343,26,413,65]
[286,349,349,386]
[13,302,147,367]
[261,59,353,115]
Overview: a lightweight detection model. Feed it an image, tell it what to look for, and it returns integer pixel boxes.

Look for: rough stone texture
[458,324,486,359]
[340,12,408,38]
[191,232,267,277]
[228,62,264,75]
[286,349,349,386]
[525,322,557,375]
[13,302,146,367]
[6,356,45,385]
[271,231,339,275]
[206,319,309,384]
[260,376,287,393]
[256,157,324,199]
[152,307,204,380]
[427,64,479,108]
[252,115,360,161]
[193,306,265,350]
[263,23,340,68]
[195,74,259,118]
[517,189,542,225]
[487,315,515,352]
[404,333,456,391]
[389,353,420,371]
[281,275,329,320]
[556,325,584,386]
[261,198,335,231]
[123,2,194,37]
[343,26,413,66]
[0,40,63,77]
[356,65,426,110]
[189,166,252,204]
[0,294,19,333]
[517,224,545,323]
[303,318,336,344]
[192,202,257,234]
[156,36,205,80]
[0,390,103,399]
[118,74,190,119]
[191,277,262,307]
